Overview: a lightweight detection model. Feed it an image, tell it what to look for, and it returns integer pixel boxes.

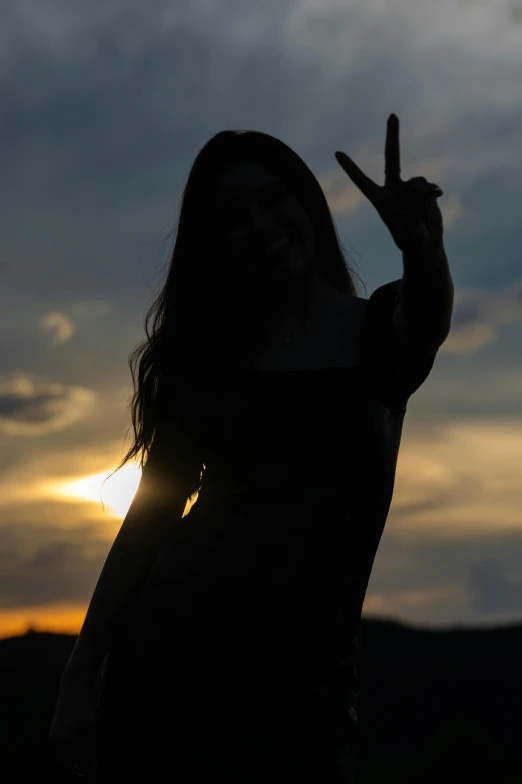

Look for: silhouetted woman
[50,114,453,783]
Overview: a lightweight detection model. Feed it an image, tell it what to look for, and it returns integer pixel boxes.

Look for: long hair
[106,129,366,501]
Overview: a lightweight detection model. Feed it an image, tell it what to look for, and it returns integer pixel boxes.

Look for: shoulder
[335,281,401,329]
[366,279,402,311]
[357,279,440,403]
[335,289,369,314]
[349,280,402,336]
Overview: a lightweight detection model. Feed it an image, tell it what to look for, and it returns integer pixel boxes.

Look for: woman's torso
[141,287,394,640]
[102,281,415,780]
[239,288,368,372]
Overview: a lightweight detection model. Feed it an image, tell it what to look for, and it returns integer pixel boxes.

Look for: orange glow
[0,603,87,641]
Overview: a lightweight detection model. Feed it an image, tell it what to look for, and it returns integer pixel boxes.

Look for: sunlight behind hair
[57,464,142,519]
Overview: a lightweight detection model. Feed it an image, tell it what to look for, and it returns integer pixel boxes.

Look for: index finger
[384,113,401,184]
[335,151,380,205]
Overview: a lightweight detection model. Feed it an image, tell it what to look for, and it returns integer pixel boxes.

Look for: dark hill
[1,618,521,782]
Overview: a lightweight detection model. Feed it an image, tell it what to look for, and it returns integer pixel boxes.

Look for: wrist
[402,237,445,260]
[402,240,448,279]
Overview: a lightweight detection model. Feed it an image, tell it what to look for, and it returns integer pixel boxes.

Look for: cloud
[1,0,522,632]
[38,310,75,344]
[365,526,522,626]
[510,1,522,24]
[441,278,522,354]
[392,419,522,534]
[0,372,97,435]
[0,0,520,315]
[36,300,113,346]
[0,519,110,610]
[468,556,522,614]
[68,300,113,319]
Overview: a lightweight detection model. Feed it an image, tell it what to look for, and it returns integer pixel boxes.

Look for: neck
[256,268,340,337]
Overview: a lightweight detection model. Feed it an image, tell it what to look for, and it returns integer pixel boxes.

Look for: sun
[57,464,142,518]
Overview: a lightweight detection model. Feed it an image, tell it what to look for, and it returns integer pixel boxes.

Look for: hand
[48,675,101,781]
[335,113,444,255]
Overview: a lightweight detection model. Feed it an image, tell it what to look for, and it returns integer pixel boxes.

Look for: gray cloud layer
[1,0,522,629]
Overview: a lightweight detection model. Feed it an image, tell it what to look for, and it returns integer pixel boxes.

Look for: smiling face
[211,160,317,286]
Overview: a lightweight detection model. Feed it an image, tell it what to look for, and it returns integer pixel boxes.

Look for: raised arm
[335,113,453,355]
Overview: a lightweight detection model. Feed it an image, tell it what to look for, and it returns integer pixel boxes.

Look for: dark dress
[97,279,439,783]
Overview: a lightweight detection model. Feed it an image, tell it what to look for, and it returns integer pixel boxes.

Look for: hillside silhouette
[1,618,521,783]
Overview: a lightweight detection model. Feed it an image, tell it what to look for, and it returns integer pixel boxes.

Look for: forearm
[62,480,190,683]
[400,240,454,350]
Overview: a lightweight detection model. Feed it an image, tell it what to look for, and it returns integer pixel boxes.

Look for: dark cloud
[1,0,522,630]
[0,372,97,435]
[442,278,522,355]
[0,518,110,609]
[372,529,522,625]
[469,556,522,614]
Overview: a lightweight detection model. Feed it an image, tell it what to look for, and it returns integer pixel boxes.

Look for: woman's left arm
[393,240,454,357]
[335,112,454,357]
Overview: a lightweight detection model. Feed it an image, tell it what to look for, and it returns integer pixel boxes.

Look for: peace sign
[335,114,444,255]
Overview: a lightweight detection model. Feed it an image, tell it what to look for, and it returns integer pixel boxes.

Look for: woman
[49,115,453,783]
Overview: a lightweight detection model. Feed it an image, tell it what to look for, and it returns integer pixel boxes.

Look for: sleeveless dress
[97,278,439,783]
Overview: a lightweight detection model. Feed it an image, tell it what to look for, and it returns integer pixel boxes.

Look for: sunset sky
[2,0,522,640]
